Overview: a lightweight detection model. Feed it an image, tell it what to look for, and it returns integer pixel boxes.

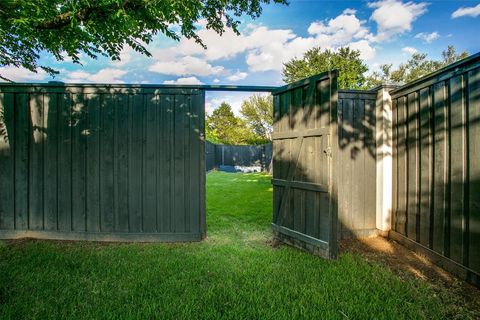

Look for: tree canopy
[206,102,268,145]
[0,0,286,80]
[365,45,469,87]
[282,47,369,89]
[283,45,469,90]
[240,94,273,141]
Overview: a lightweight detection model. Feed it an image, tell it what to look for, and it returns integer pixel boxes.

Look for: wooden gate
[271,71,339,259]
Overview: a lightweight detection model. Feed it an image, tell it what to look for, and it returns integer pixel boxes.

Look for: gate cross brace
[274,136,304,226]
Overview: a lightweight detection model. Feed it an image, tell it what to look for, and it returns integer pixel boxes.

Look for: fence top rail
[0,82,277,93]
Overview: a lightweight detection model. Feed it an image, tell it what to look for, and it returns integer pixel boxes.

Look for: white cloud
[163,76,204,85]
[227,71,248,82]
[63,68,127,83]
[402,46,418,55]
[244,27,309,72]
[174,25,252,61]
[414,31,439,43]
[213,78,220,83]
[368,0,429,41]
[246,11,375,71]
[349,40,376,60]
[452,4,480,18]
[149,56,224,76]
[343,8,357,15]
[205,91,253,115]
[153,9,376,74]
[308,12,369,41]
[0,66,48,82]
[111,47,133,67]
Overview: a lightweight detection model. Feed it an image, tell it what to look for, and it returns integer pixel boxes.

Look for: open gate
[271,71,338,259]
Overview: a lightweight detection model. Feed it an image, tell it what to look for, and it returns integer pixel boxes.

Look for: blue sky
[1,0,479,113]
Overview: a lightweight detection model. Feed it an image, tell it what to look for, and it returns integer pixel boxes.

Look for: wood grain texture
[0,86,205,242]
[391,54,480,279]
[0,93,15,229]
[272,71,337,259]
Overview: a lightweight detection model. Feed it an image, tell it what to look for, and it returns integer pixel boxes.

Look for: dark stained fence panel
[337,90,377,239]
[391,53,480,285]
[272,71,338,259]
[0,84,205,242]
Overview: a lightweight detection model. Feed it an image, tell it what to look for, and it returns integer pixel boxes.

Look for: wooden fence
[391,53,480,285]
[337,90,377,238]
[0,84,205,241]
[205,141,272,172]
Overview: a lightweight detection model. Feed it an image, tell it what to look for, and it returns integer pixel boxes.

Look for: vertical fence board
[341,99,353,231]
[364,99,376,230]
[449,75,466,263]
[397,96,407,235]
[189,94,201,234]
[183,96,191,232]
[129,94,144,232]
[43,93,58,230]
[392,99,398,232]
[432,82,448,254]
[29,94,44,230]
[198,90,206,237]
[293,88,305,233]
[71,94,87,232]
[304,136,315,237]
[0,93,15,229]
[86,94,101,232]
[100,94,115,232]
[406,92,419,240]
[468,68,480,271]
[352,99,365,232]
[272,95,281,225]
[174,95,186,232]
[115,94,129,232]
[158,95,173,233]
[57,94,72,231]
[419,88,432,247]
[143,94,158,233]
[14,93,30,230]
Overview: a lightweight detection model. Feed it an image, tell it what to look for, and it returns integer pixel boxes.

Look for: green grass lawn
[0,172,465,319]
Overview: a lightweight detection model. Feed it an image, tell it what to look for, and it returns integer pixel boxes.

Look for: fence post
[375,86,394,233]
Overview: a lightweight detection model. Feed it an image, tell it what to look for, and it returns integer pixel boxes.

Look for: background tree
[240,94,273,141]
[365,45,469,87]
[282,47,369,89]
[0,0,286,81]
[206,102,266,145]
[206,103,238,144]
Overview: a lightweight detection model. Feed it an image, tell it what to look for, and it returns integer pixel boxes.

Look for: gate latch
[323,147,332,157]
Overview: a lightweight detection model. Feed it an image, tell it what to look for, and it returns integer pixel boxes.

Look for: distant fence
[205,141,272,172]
[391,53,480,284]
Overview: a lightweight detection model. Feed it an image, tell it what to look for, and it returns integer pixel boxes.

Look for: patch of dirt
[266,238,281,248]
[341,236,480,319]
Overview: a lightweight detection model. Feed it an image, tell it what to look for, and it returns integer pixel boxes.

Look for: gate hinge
[323,147,332,157]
